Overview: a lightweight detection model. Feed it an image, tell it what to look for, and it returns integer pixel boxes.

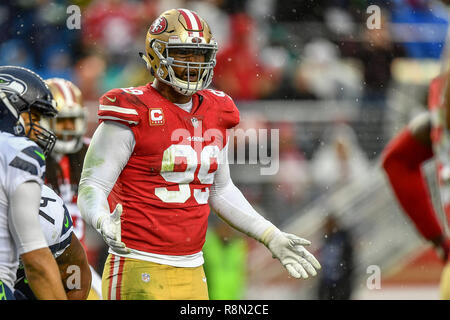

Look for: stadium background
[1,0,450,299]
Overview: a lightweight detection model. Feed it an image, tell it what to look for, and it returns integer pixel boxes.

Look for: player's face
[20,110,41,140]
[168,48,207,82]
[55,117,76,138]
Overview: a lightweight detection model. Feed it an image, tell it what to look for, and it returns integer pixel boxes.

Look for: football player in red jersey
[381,71,450,299]
[41,78,103,299]
[77,8,321,300]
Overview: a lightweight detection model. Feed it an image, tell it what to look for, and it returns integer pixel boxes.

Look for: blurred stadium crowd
[1,0,450,299]
[2,0,448,100]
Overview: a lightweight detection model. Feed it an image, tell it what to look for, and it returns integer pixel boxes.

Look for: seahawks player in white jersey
[14,185,92,300]
[0,66,67,300]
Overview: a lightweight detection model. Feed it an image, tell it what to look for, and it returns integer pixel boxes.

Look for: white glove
[265,230,321,279]
[96,204,130,255]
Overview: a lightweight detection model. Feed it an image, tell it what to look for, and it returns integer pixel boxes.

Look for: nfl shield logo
[191,117,199,128]
[141,273,150,283]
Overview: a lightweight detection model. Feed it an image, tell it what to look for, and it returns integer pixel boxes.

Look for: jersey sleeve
[39,186,73,258]
[217,91,240,129]
[4,139,45,198]
[381,128,441,240]
[53,203,73,258]
[98,88,142,126]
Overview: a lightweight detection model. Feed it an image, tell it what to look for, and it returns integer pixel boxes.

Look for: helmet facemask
[0,87,57,157]
[25,95,58,157]
[151,39,217,96]
[25,110,57,157]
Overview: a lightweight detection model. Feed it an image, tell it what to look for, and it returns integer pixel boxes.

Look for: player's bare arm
[10,182,67,300]
[55,233,91,300]
[21,248,67,300]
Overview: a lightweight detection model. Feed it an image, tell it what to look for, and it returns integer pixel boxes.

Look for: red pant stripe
[116,257,125,300]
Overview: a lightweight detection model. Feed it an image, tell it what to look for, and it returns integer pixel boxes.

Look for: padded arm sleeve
[209,143,277,244]
[78,121,135,229]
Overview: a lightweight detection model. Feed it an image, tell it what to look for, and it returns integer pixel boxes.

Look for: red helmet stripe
[178,9,193,30]
[53,80,68,103]
[67,83,76,103]
[178,9,204,37]
[54,79,74,106]
[191,11,204,37]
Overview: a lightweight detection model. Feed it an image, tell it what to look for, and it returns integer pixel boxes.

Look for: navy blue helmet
[0,66,58,156]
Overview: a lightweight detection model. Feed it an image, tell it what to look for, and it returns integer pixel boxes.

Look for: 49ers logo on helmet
[150,16,168,35]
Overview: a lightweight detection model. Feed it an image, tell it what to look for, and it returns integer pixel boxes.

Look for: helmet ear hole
[9,94,19,103]
[13,124,24,136]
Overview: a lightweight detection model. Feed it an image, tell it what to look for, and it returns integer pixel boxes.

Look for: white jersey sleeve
[0,134,45,197]
[39,185,73,258]
[0,133,47,289]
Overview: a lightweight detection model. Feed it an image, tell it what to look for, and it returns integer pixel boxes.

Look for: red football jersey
[98,84,239,255]
[428,75,450,222]
[45,143,89,246]
[57,155,85,244]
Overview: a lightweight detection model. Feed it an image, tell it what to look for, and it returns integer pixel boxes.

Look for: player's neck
[152,80,192,104]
